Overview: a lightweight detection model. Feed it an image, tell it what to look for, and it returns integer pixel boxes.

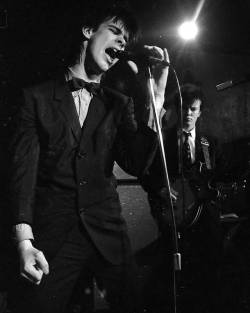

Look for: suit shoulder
[23,79,55,96]
[163,125,178,137]
[199,133,217,145]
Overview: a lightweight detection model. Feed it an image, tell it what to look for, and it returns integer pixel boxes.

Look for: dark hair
[65,2,139,66]
[82,3,139,44]
[175,83,204,111]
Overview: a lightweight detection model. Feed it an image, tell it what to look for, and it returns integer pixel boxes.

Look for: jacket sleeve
[203,135,229,182]
[9,88,40,225]
[114,97,159,178]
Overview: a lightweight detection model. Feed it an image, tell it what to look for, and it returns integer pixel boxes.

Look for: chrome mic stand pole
[147,65,181,313]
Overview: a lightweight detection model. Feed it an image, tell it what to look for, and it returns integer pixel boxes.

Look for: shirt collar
[189,127,196,138]
[66,67,100,84]
[183,127,196,139]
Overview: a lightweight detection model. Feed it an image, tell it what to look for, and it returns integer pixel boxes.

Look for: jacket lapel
[80,95,106,149]
[53,75,82,143]
[195,129,203,162]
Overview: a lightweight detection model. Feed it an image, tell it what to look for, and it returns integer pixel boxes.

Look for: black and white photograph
[0,0,250,312]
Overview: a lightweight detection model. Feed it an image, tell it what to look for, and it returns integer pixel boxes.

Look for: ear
[82,26,94,40]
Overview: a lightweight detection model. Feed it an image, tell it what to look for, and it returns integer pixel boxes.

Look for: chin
[88,55,109,75]
[184,123,192,130]
[97,61,112,73]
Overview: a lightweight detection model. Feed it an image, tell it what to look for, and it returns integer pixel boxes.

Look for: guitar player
[140,83,227,313]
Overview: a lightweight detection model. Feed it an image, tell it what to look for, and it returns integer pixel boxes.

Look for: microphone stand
[147,65,181,313]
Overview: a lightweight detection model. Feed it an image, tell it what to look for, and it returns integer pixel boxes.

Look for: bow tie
[68,77,101,95]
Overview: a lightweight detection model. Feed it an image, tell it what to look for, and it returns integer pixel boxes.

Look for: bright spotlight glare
[178,21,198,40]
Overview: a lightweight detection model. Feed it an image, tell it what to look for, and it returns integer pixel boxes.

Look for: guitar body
[170,177,203,229]
[159,163,215,230]
[164,169,249,229]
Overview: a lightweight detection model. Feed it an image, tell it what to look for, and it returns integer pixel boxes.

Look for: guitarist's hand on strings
[159,186,178,204]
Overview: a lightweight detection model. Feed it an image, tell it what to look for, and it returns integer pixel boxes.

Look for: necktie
[68,77,101,95]
[183,131,192,168]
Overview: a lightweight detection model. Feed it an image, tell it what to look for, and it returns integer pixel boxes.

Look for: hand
[159,186,179,204]
[144,45,170,103]
[17,239,49,285]
[127,45,170,106]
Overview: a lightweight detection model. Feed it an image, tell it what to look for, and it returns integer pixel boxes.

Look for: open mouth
[105,47,119,61]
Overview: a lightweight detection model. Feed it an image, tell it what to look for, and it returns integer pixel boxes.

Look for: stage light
[178,21,198,40]
[177,0,205,41]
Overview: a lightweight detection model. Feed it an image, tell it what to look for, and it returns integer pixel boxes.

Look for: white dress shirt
[67,68,93,127]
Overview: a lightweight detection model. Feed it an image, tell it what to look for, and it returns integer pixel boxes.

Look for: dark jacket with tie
[10,74,156,264]
[141,124,219,194]
[140,122,227,230]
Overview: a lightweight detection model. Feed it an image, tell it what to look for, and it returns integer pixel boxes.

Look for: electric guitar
[157,163,249,229]
[159,162,215,229]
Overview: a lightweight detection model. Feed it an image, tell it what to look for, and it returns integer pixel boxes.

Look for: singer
[8,3,169,313]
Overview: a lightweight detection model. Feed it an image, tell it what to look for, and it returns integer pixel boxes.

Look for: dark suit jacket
[9,74,157,264]
[141,124,220,194]
[140,122,228,229]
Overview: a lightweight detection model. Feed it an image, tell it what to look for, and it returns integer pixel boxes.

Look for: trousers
[9,221,138,313]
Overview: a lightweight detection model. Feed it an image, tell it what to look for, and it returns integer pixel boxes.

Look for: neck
[69,45,102,83]
[183,126,195,132]
[69,64,102,83]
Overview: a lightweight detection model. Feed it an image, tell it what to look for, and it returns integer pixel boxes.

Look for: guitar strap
[200,136,212,170]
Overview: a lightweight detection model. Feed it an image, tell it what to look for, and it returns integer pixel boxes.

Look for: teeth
[106,48,118,59]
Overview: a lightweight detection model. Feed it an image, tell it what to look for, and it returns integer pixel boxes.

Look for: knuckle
[35,251,43,258]
[37,271,43,278]
[20,272,26,279]
[23,265,30,273]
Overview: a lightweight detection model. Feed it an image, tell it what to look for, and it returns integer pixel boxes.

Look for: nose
[116,35,126,49]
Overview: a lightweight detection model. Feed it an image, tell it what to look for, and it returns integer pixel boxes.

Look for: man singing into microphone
[9,3,169,313]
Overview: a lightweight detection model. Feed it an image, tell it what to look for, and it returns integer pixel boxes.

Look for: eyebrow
[109,24,129,42]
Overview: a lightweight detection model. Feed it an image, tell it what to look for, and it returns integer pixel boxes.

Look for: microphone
[114,49,170,67]
[216,74,250,91]
[216,80,233,91]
